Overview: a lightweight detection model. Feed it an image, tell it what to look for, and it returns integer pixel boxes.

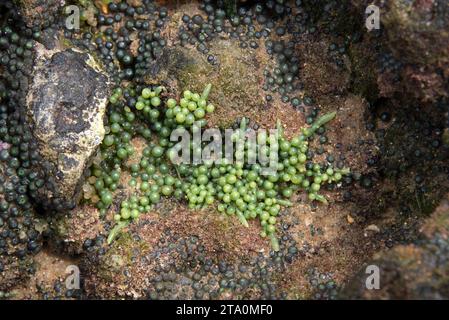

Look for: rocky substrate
[0,0,448,300]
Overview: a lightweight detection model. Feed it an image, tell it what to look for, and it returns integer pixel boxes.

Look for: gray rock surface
[26,43,111,211]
